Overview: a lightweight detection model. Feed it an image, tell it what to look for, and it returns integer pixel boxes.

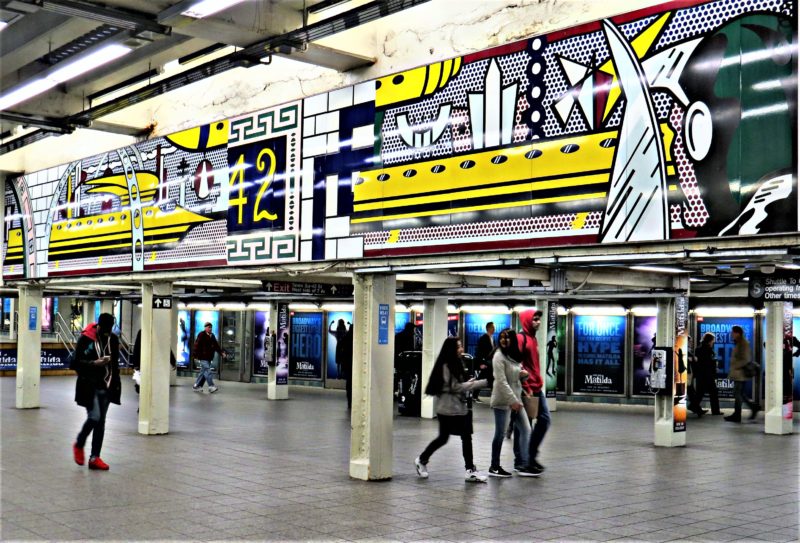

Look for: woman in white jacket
[488,329,530,477]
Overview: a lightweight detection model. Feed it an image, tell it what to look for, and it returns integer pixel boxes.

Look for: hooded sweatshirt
[518,309,543,395]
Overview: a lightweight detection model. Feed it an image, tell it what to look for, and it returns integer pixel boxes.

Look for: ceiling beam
[25,0,170,35]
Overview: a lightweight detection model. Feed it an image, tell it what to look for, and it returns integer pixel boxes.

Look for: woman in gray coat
[488,329,530,477]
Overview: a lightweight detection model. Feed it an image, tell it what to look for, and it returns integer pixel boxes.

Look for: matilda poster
[573,315,626,394]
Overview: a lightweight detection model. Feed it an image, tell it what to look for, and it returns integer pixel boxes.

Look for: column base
[765,409,792,435]
[267,382,288,400]
[654,419,686,447]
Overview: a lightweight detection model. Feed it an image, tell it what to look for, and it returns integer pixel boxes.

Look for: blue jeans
[492,407,530,469]
[76,389,110,458]
[194,359,215,388]
[732,380,757,417]
[513,391,550,466]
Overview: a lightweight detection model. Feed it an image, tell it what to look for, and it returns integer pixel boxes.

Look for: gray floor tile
[1,376,798,543]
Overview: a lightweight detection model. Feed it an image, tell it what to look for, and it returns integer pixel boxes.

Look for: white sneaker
[209,386,219,393]
[465,469,487,483]
[414,457,428,478]
[192,385,202,392]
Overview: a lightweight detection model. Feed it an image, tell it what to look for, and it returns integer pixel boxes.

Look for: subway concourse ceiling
[0,0,422,163]
[5,232,799,308]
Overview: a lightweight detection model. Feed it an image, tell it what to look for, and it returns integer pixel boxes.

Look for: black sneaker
[488,466,512,478]
[529,459,545,472]
[517,463,544,477]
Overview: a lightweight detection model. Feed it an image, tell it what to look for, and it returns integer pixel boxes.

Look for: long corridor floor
[1,376,798,542]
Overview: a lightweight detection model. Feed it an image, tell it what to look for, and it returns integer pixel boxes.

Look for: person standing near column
[516,309,550,477]
[473,321,495,403]
[414,337,488,482]
[690,332,722,416]
[72,313,121,470]
[725,325,759,422]
[193,322,226,393]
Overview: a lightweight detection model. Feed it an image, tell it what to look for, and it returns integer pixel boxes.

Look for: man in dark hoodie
[72,313,120,471]
[515,309,550,477]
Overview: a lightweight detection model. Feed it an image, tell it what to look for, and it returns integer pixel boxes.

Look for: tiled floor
[1,376,798,542]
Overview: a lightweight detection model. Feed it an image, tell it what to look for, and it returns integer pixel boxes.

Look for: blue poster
[253,310,271,377]
[28,306,37,331]
[176,310,191,367]
[192,310,220,368]
[378,304,389,345]
[573,315,626,394]
[697,316,754,399]
[0,347,70,370]
[463,313,511,359]
[289,311,323,379]
[413,313,458,350]
[327,311,352,380]
[632,315,657,395]
[395,312,410,333]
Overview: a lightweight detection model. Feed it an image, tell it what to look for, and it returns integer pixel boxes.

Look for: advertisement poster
[395,312,410,334]
[327,311,352,380]
[697,316,754,399]
[573,315,625,394]
[632,315,657,395]
[176,310,191,368]
[192,310,220,368]
[544,302,559,399]
[793,317,800,411]
[0,347,70,370]
[276,304,289,385]
[673,297,689,433]
[289,311,323,379]
[463,313,511,360]
[414,313,459,350]
[556,315,566,393]
[41,298,53,333]
[253,310,271,377]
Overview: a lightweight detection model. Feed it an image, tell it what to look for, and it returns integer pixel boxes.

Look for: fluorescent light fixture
[459,305,511,314]
[0,43,131,111]
[0,22,8,31]
[689,277,709,282]
[570,305,627,316]
[247,303,273,311]
[321,303,354,311]
[630,305,657,316]
[182,0,248,18]
[186,302,215,310]
[694,306,754,317]
[630,265,688,274]
[216,302,246,310]
[395,304,409,312]
[289,303,319,310]
[554,252,685,264]
[780,264,800,270]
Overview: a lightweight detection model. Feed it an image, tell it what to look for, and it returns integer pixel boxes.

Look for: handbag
[522,393,539,419]
[743,361,760,378]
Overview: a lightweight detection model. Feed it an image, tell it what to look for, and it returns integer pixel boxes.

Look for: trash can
[397,351,422,416]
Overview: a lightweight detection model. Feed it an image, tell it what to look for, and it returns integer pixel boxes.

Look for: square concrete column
[536,298,557,412]
[82,301,94,329]
[138,282,173,435]
[100,299,114,317]
[169,304,178,386]
[421,298,448,419]
[16,285,43,409]
[654,297,687,447]
[764,302,793,435]
[8,297,17,340]
[350,273,395,481]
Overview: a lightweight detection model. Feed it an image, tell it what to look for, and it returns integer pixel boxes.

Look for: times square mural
[3,0,797,280]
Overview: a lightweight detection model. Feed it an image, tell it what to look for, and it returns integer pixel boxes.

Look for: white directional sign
[152,296,173,309]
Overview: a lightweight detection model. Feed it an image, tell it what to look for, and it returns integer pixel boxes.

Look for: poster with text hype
[573,315,625,394]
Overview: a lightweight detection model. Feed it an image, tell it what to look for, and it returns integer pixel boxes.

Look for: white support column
[100,299,114,317]
[82,300,94,328]
[764,302,793,435]
[16,285,43,409]
[267,301,288,400]
[654,298,686,447]
[169,304,177,386]
[420,298,448,419]
[9,297,17,340]
[350,273,395,481]
[138,282,172,435]
[536,298,557,412]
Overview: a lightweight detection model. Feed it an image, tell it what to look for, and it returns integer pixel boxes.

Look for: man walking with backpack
[516,309,550,477]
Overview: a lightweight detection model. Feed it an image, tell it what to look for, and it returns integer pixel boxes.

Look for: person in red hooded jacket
[515,309,550,477]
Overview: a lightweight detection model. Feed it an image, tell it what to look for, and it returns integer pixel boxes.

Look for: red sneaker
[88,457,109,470]
[72,443,85,466]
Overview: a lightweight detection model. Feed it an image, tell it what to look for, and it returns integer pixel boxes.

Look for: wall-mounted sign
[378,304,390,345]
[152,296,173,309]
[749,274,800,302]
[28,306,37,331]
[262,281,353,297]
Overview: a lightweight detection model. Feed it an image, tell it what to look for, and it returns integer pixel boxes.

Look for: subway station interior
[1,0,799,541]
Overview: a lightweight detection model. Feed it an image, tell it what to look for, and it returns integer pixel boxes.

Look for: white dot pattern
[669,104,708,228]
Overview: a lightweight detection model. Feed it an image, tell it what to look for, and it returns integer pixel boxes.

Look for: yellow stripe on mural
[352,192,607,224]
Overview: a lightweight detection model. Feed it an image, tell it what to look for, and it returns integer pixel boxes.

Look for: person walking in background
[473,322,495,403]
[71,313,121,471]
[516,309,550,477]
[690,332,722,416]
[193,322,226,393]
[726,325,759,422]
[339,325,354,410]
[488,328,530,477]
[414,337,488,483]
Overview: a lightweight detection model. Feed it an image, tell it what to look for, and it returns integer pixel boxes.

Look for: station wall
[3,0,797,280]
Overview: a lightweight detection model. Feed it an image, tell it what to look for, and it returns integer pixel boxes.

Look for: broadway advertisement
[326,311,352,380]
[696,316,754,399]
[573,315,626,394]
[632,315,657,395]
[289,311,323,379]
[252,310,272,377]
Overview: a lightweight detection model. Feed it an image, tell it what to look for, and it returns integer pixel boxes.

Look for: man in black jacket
[193,322,226,393]
[473,322,495,402]
[72,313,120,470]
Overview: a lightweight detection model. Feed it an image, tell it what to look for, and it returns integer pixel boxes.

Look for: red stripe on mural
[464,40,528,63]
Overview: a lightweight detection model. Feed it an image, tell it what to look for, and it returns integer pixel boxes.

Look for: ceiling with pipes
[0,0,398,155]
